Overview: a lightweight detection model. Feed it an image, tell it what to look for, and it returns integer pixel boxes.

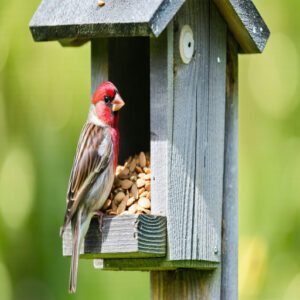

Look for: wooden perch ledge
[63,214,167,259]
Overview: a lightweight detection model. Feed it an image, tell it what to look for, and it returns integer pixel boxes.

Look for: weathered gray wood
[90,38,108,268]
[108,37,150,163]
[91,39,108,95]
[151,270,218,300]
[63,215,167,258]
[29,0,184,41]
[221,33,238,300]
[150,0,185,37]
[201,0,227,261]
[94,258,218,271]
[190,3,227,299]
[30,0,269,54]
[168,0,226,263]
[213,0,270,53]
[169,0,203,262]
[150,24,173,216]
[149,1,227,298]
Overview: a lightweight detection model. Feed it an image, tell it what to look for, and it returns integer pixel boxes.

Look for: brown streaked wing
[62,122,112,230]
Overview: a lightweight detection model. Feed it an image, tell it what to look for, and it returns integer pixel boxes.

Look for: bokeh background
[0,0,299,299]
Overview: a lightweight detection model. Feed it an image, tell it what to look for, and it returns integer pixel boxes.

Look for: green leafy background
[0,0,299,299]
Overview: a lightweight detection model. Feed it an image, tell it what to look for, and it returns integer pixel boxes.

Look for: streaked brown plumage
[60,82,125,293]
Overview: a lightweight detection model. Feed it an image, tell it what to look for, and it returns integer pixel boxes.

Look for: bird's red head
[92,81,125,127]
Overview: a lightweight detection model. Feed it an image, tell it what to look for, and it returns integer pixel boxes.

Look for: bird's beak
[112,93,125,112]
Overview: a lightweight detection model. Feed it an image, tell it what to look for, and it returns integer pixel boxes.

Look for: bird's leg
[94,210,105,233]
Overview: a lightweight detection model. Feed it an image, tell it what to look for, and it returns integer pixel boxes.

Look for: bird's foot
[95,210,105,233]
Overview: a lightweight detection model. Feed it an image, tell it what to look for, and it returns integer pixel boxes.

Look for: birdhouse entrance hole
[108,37,150,163]
[101,37,154,216]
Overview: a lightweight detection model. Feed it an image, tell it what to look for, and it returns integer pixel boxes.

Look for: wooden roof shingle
[29,0,270,53]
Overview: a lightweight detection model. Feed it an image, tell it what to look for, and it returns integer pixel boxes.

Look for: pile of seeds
[102,152,151,215]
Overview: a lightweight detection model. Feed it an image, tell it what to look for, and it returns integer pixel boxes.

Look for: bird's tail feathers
[69,208,82,293]
[59,226,65,238]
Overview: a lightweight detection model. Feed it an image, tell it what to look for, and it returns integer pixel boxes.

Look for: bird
[60,81,125,293]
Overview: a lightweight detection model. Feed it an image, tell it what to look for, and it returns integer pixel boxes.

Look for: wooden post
[221,34,238,300]
[151,270,219,299]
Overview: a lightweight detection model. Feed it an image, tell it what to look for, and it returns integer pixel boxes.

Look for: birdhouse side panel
[150,26,174,216]
[168,0,227,262]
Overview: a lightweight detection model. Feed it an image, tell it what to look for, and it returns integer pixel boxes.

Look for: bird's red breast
[110,127,119,171]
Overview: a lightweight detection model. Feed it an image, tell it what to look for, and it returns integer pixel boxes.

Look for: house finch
[60,81,125,293]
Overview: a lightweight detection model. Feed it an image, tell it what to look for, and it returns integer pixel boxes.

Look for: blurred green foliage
[0,0,299,299]
[0,1,149,299]
[239,1,300,300]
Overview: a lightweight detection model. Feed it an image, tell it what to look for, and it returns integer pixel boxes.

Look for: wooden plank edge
[29,23,152,42]
[220,32,238,300]
[62,214,167,258]
[149,0,184,37]
[213,0,270,53]
[93,258,219,271]
[78,252,166,259]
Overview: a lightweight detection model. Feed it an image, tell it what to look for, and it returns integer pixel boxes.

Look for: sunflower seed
[138,197,151,209]
[120,179,133,190]
[139,152,146,167]
[136,178,145,188]
[114,192,125,203]
[128,203,138,214]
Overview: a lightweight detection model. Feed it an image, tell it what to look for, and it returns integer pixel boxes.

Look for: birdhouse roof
[29,0,269,53]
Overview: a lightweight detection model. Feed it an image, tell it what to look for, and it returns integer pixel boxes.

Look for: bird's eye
[104,95,110,104]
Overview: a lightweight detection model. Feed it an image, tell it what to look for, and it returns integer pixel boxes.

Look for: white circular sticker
[179,25,194,64]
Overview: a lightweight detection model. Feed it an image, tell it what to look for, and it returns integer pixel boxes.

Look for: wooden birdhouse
[30,0,269,298]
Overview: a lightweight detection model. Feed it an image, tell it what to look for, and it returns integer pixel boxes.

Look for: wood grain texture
[168,0,226,263]
[63,215,167,258]
[169,0,202,262]
[94,258,218,271]
[221,33,238,300]
[30,0,268,54]
[202,0,227,261]
[151,270,220,300]
[150,25,173,216]
[213,0,270,53]
[150,0,185,37]
[90,38,108,268]
[149,2,227,298]
[29,0,184,41]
